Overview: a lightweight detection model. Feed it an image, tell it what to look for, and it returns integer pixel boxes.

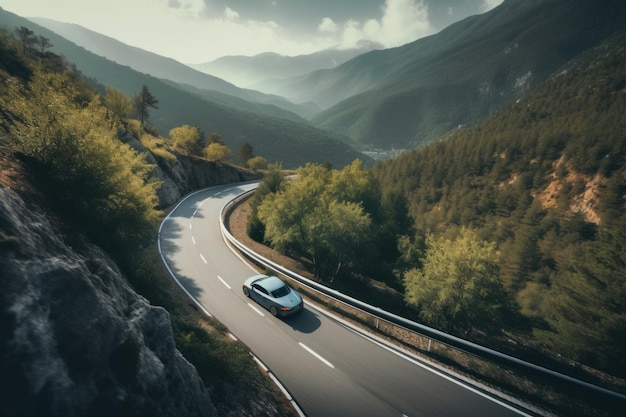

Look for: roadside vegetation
[247,35,626,383]
[0,26,294,416]
[248,160,413,284]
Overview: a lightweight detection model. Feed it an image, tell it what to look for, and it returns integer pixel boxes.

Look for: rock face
[0,185,218,417]
[121,132,261,208]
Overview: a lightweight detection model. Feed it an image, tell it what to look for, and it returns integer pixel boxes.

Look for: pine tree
[134,85,159,125]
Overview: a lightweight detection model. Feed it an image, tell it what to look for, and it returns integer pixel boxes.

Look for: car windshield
[271,284,290,298]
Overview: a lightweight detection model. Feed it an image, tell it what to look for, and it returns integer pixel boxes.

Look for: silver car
[243,274,304,317]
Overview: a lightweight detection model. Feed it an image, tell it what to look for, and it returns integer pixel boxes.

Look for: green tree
[237,141,254,166]
[170,124,202,155]
[104,86,133,121]
[404,228,509,334]
[34,35,52,55]
[254,163,285,200]
[257,162,373,280]
[4,69,161,251]
[246,156,268,170]
[247,163,285,242]
[14,26,35,55]
[134,84,159,125]
[204,142,232,162]
[206,132,224,145]
[0,29,32,80]
[538,227,626,373]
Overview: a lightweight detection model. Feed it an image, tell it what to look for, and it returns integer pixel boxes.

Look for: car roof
[256,275,286,292]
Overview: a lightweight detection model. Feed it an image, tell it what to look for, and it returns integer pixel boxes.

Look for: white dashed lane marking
[299,342,335,369]
[218,275,231,289]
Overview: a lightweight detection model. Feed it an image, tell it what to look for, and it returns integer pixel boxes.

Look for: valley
[1,1,625,416]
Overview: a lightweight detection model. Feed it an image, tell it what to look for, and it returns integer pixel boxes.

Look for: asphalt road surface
[158,182,532,417]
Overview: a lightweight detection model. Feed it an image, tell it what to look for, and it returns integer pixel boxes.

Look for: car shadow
[283,308,321,334]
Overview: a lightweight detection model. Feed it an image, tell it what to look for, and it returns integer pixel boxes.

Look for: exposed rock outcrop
[120,131,261,208]
[0,185,218,417]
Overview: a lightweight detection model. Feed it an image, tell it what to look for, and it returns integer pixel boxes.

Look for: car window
[252,283,268,295]
[271,284,290,298]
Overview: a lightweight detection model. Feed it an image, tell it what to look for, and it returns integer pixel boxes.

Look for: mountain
[29,17,314,120]
[278,0,626,149]
[190,40,382,95]
[371,32,626,383]
[0,8,367,168]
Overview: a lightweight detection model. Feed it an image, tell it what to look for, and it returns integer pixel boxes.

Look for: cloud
[333,0,433,49]
[480,0,504,13]
[1,0,504,63]
[166,0,208,18]
[224,6,240,20]
[318,17,338,33]
[379,0,432,45]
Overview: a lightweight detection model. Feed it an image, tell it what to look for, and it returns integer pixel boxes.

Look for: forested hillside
[371,34,626,377]
[0,28,293,416]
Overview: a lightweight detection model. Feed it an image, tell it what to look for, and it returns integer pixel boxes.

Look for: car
[243,274,304,317]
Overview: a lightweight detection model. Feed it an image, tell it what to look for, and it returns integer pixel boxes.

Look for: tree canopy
[204,142,232,162]
[257,161,375,280]
[372,36,626,375]
[403,228,510,335]
[237,141,254,166]
[104,86,133,121]
[2,67,161,251]
[170,124,203,155]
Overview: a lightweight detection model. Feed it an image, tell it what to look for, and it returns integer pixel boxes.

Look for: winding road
[158,182,532,417]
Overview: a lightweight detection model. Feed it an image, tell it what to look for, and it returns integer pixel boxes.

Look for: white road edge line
[199,254,207,264]
[298,342,335,369]
[248,303,265,316]
[306,302,533,417]
[218,275,231,289]
[251,355,268,372]
[250,353,306,417]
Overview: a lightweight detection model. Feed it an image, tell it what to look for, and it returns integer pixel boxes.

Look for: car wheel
[269,306,278,316]
[243,286,250,297]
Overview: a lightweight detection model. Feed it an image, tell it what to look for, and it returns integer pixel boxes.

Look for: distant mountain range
[184,1,626,153]
[190,40,382,95]
[28,17,317,120]
[3,0,624,156]
[0,8,367,168]
[304,0,626,149]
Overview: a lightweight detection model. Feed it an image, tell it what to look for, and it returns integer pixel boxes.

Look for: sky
[0,0,503,63]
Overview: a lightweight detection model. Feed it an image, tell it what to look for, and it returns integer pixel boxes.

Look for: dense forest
[249,34,626,380]
[371,35,626,376]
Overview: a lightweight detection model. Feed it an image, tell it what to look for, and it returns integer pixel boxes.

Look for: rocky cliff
[120,131,261,208]
[0,183,218,417]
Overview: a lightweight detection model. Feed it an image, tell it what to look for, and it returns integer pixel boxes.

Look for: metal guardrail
[219,188,626,413]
